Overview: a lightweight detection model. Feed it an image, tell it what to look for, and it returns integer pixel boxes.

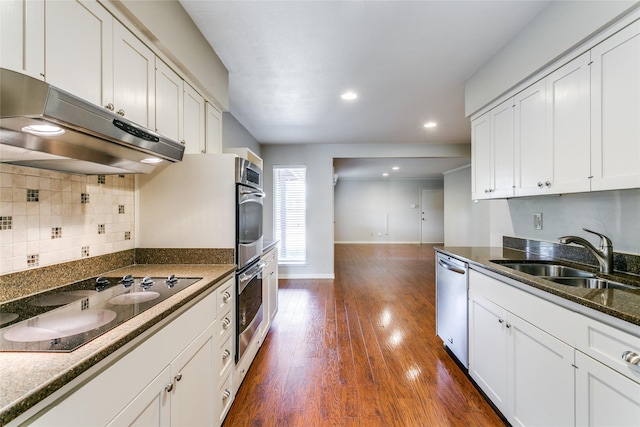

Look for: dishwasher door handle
[438,259,467,275]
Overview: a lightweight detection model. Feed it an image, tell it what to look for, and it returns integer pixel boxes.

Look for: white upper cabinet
[491,98,515,198]
[471,112,492,199]
[514,79,547,196]
[471,98,514,199]
[545,52,591,194]
[183,83,206,154]
[156,59,183,142]
[45,0,155,129]
[0,0,44,79]
[45,0,112,106]
[590,20,640,191]
[112,21,155,129]
[514,53,591,196]
[206,103,223,155]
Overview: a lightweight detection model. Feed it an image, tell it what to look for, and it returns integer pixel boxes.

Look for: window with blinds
[273,166,306,264]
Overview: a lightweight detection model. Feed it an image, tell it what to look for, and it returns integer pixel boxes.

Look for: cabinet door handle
[222,389,231,401]
[222,318,231,329]
[105,103,114,111]
[175,373,183,382]
[506,323,512,329]
[621,351,640,367]
[537,181,544,188]
[165,382,174,393]
[498,318,504,324]
[544,181,551,188]
[222,349,231,360]
[116,108,125,116]
[222,291,231,303]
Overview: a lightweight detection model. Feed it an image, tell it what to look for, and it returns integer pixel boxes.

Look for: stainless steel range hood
[0,68,184,175]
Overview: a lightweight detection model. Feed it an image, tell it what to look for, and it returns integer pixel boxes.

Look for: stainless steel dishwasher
[436,253,469,368]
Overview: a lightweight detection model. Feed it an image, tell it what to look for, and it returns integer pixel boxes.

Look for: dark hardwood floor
[223,244,505,427]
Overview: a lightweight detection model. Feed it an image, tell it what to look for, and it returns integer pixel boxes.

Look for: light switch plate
[534,212,543,230]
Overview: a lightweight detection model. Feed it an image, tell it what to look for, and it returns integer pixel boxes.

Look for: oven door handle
[240,189,265,197]
[238,262,267,293]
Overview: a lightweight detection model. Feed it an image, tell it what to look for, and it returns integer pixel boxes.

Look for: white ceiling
[333,157,469,180]
[179,0,550,177]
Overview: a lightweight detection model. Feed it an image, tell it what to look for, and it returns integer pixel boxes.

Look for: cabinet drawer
[216,277,234,315]
[215,306,234,343]
[217,371,234,425]
[576,314,640,383]
[216,333,234,381]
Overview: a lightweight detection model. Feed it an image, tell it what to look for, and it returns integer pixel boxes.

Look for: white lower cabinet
[469,269,640,426]
[469,290,574,426]
[260,245,279,340]
[108,322,216,427]
[575,351,640,427]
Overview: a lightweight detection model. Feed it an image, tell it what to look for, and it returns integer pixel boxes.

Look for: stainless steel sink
[499,262,596,278]
[548,277,636,290]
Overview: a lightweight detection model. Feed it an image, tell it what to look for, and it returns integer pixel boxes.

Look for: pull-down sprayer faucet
[558,228,614,274]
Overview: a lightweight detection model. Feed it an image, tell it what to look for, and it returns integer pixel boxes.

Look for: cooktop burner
[0,275,201,352]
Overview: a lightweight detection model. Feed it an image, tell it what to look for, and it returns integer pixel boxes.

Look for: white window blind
[273,166,306,263]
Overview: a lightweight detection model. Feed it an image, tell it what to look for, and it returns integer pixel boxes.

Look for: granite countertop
[435,246,640,328]
[0,263,235,426]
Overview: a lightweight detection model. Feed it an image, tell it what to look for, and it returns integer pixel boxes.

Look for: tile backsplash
[0,164,135,274]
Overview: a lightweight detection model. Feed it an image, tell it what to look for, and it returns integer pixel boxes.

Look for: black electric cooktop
[0,275,202,352]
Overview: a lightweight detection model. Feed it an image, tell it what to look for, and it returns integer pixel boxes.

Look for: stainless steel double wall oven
[235,158,265,362]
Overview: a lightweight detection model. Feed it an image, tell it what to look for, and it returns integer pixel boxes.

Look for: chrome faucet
[558,228,614,274]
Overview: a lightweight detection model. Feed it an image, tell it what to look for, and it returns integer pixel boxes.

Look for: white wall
[222,112,261,155]
[334,178,442,244]
[262,143,469,278]
[465,1,640,116]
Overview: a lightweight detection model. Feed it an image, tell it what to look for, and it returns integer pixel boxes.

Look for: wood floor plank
[223,244,505,427]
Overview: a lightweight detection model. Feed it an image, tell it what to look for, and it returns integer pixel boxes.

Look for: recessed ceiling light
[382,173,389,177]
[22,124,65,136]
[341,91,358,100]
[392,166,400,170]
[141,157,163,164]
[423,122,437,128]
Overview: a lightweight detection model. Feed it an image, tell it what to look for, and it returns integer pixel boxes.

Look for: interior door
[420,189,444,243]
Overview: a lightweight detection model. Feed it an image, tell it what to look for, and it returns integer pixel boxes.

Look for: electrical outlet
[534,212,543,230]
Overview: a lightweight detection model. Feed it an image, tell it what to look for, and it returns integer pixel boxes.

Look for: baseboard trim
[278,274,335,280]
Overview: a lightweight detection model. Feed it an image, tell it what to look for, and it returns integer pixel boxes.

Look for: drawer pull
[165,383,173,393]
[621,351,640,367]
[222,349,231,360]
[222,291,231,303]
[222,389,231,401]
[175,373,182,382]
[222,318,232,329]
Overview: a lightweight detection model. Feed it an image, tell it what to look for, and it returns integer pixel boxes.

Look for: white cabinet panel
[107,366,171,427]
[113,21,155,128]
[0,0,44,79]
[576,351,640,427]
[514,79,547,196]
[45,0,112,107]
[469,293,508,414]
[206,102,223,154]
[491,99,515,198]
[591,20,640,191]
[183,82,206,154]
[155,59,183,142]
[508,314,574,427]
[471,112,492,199]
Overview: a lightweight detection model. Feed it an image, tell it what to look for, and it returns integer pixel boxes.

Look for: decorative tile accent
[98,224,105,234]
[0,216,12,230]
[82,246,90,257]
[51,227,62,239]
[27,254,39,268]
[97,175,106,184]
[124,231,131,240]
[119,205,125,214]
[81,193,90,204]
[27,189,39,202]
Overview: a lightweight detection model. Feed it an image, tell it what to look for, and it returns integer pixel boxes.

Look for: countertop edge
[0,264,236,426]
[434,247,640,331]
